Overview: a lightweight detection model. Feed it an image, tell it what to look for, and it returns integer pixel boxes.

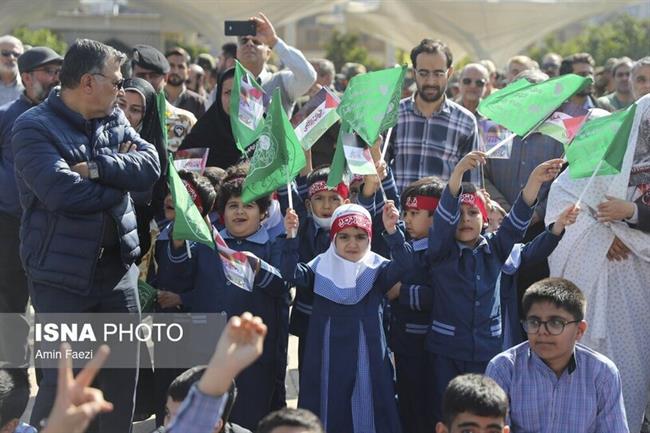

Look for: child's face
[223,196,263,238]
[306,190,346,218]
[403,208,433,240]
[164,193,175,221]
[525,301,586,372]
[334,227,370,262]
[436,413,509,433]
[486,208,505,233]
[456,204,484,246]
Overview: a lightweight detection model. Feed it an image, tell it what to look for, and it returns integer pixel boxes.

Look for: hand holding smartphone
[225,20,256,36]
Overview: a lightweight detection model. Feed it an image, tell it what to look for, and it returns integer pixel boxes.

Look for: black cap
[18,47,63,73]
[132,44,170,75]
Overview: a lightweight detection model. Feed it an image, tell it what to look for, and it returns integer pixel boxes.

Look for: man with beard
[0,35,24,106]
[132,44,196,151]
[165,47,205,118]
[559,53,604,116]
[0,46,62,368]
[598,57,635,112]
[12,39,160,433]
[236,12,316,115]
[390,38,480,191]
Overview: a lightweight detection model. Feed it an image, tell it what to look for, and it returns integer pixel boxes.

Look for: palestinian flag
[292,87,340,150]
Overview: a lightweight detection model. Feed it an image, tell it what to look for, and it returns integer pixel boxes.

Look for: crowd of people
[0,11,649,433]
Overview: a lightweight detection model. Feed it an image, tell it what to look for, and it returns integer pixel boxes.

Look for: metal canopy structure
[0,0,644,66]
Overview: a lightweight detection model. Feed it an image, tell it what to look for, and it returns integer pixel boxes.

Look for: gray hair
[631,57,650,77]
[311,58,335,78]
[461,63,489,80]
[59,39,126,89]
[0,35,23,50]
[514,69,549,84]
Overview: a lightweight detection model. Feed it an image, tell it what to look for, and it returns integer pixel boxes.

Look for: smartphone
[224,20,256,36]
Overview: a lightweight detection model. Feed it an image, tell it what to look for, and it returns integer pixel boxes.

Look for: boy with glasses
[486,278,629,433]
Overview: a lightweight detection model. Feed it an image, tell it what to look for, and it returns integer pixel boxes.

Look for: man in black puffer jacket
[12,39,160,433]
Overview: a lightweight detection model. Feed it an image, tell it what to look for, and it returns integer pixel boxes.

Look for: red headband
[459,192,488,223]
[405,195,439,212]
[308,180,349,199]
[330,212,372,240]
[182,180,204,213]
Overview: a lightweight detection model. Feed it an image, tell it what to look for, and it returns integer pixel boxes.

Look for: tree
[324,31,383,71]
[526,14,650,65]
[12,27,67,54]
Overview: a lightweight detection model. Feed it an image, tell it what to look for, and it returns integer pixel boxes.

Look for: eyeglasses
[92,73,124,90]
[1,50,21,58]
[416,69,447,79]
[521,318,580,335]
[32,67,61,77]
[461,77,486,87]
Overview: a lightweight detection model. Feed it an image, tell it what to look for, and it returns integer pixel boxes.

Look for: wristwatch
[88,161,100,180]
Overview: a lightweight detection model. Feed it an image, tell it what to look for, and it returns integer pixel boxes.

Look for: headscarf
[122,77,166,175]
[179,68,241,169]
[308,204,387,304]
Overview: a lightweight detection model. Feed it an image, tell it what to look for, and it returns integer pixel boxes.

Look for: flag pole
[381,127,393,162]
[286,179,296,238]
[575,159,604,207]
[484,133,516,157]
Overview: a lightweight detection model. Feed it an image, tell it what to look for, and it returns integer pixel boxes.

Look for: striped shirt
[486,342,629,433]
[167,384,226,433]
[390,95,480,191]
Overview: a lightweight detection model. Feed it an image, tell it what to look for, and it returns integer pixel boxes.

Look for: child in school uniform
[281,202,407,433]
[215,169,289,429]
[390,176,444,433]
[399,151,564,424]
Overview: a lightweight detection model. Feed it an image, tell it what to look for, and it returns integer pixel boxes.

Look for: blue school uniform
[151,223,227,312]
[220,227,289,430]
[500,225,563,349]
[399,185,534,423]
[390,237,433,433]
[281,230,408,433]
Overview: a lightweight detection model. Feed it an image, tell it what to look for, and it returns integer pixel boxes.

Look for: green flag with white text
[242,88,306,203]
[230,60,266,152]
[337,65,406,146]
[478,74,591,137]
[566,104,636,179]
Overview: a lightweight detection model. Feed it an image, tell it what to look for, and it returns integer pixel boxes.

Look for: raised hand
[198,313,267,396]
[383,200,399,234]
[41,344,113,433]
[522,158,563,206]
[284,208,299,239]
[551,204,580,235]
[449,151,487,196]
[250,12,278,48]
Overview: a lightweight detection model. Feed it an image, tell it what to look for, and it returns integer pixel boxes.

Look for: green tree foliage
[527,14,650,65]
[12,27,67,55]
[324,30,383,71]
[164,39,209,62]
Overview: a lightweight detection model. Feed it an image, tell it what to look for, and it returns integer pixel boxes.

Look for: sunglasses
[92,73,125,90]
[1,50,21,58]
[461,78,486,87]
[238,36,263,46]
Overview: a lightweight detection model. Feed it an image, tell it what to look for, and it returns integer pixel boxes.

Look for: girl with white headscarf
[281,203,407,433]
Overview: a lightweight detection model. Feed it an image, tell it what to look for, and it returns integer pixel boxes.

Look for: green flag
[478,74,591,137]
[230,60,266,152]
[168,155,215,248]
[337,65,406,146]
[566,104,636,179]
[327,121,353,188]
[241,88,306,203]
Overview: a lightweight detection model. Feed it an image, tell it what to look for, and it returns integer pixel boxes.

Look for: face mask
[312,213,333,230]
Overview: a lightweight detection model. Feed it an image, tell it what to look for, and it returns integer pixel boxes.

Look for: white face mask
[312,213,333,230]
